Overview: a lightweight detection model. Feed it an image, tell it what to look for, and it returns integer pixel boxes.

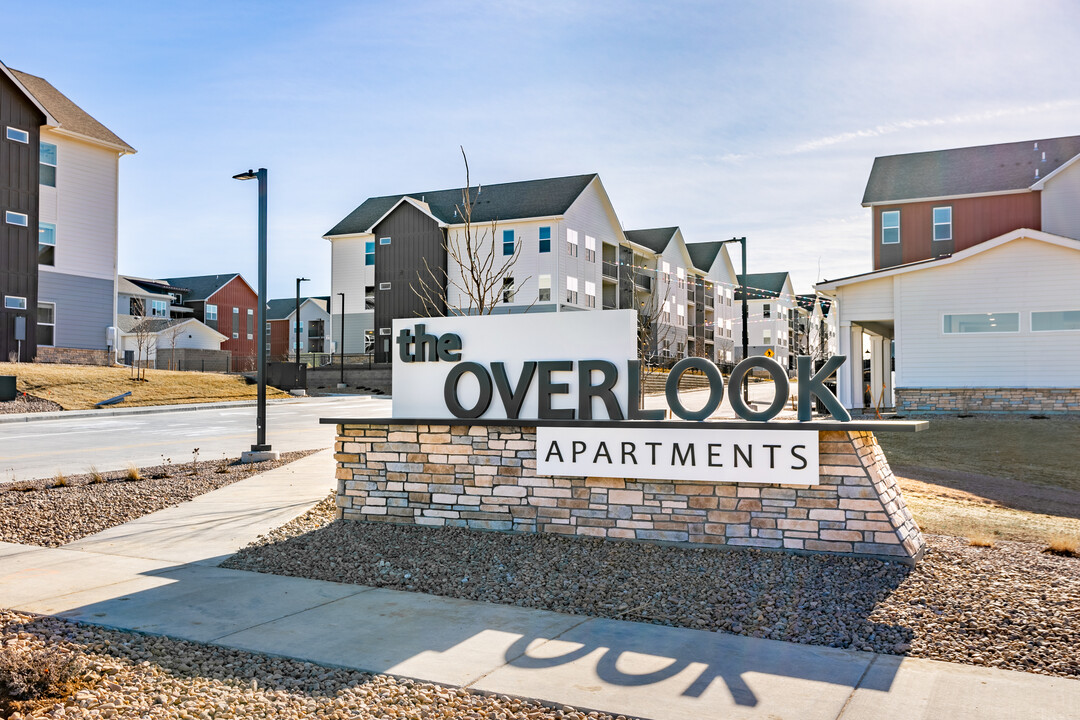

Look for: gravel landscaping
[0,451,317,547]
[225,495,1080,680]
[0,394,62,415]
[0,610,623,719]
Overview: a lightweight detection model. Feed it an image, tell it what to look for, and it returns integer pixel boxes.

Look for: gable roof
[686,241,723,273]
[623,227,678,254]
[796,294,818,312]
[862,134,1080,205]
[265,297,326,321]
[163,274,243,302]
[9,68,135,153]
[325,173,597,236]
[735,272,791,301]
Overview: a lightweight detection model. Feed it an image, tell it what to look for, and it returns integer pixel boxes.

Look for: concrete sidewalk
[0,451,1076,720]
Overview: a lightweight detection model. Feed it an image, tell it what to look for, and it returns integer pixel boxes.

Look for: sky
[6,0,1080,298]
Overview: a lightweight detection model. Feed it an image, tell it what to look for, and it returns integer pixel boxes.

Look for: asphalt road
[0,395,391,482]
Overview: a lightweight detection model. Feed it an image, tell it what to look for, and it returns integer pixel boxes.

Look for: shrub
[52,471,68,488]
[88,466,105,484]
[124,464,141,481]
[0,643,83,705]
[1044,534,1079,558]
[967,532,995,548]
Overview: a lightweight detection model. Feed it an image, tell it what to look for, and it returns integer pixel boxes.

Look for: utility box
[0,376,16,402]
[267,361,307,391]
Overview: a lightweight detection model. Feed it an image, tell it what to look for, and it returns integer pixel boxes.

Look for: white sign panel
[392,310,637,420]
[537,427,820,485]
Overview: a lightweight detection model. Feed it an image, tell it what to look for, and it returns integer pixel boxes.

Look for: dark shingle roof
[862,134,1080,205]
[735,272,790,301]
[9,69,135,153]
[164,274,242,302]
[265,297,323,321]
[623,227,678,254]
[686,241,723,272]
[326,174,598,236]
[796,294,818,312]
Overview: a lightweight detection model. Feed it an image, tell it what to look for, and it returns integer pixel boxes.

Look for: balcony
[602,302,617,310]
[705,294,714,308]
[602,261,619,279]
[634,272,652,292]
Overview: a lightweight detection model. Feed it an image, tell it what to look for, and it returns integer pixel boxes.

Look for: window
[661,301,670,324]
[40,142,57,187]
[763,328,772,344]
[6,127,28,144]
[1032,310,1080,332]
[379,327,391,335]
[762,303,771,318]
[566,229,579,257]
[379,237,391,245]
[247,308,254,339]
[266,322,271,334]
[364,329,374,352]
[503,276,515,303]
[4,296,27,310]
[294,320,304,332]
[662,261,670,284]
[931,206,952,242]
[38,222,55,266]
[539,226,551,253]
[309,319,324,338]
[677,304,685,324]
[539,274,551,302]
[676,267,684,289]
[584,281,596,308]
[566,276,578,304]
[379,282,391,290]
[503,229,515,256]
[36,302,54,346]
[881,210,900,244]
[232,332,239,339]
[943,312,1019,334]
[206,303,217,321]
[585,235,596,262]
[365,240,375,266]
[150,299,168,317]
[5,211,28,227]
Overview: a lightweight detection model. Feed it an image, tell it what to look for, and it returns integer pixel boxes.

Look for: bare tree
[131,319,156,381]
[163,321,185,371]
[633,266,674,405]
[413,148,531,316]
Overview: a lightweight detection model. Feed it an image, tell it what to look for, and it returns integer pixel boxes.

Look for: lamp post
[232,168,278,462]
[337,291,346,388]
[718,237,749,403]
[295,277,309,365]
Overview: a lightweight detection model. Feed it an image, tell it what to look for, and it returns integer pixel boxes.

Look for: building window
[5,211,28,227]
[661,301,670,324]
[538,274,551,302]
[933,207,952,242]
[232,332,239,339]
[379,282,391,290]
[6,127,28,144]
[539,226,551,253]
[4,296,27,310]
[584,280,596,308]
[566,229,579,257]
[566,276,578,304]
[943,312,1019,334]
[151,299,168,317]
[676,267,684,289]
[585,235,596,262]
[502,229,515,256]
[206,304,217,321]
[379,237,391,245]
[379,327,391,335]
[247,308,254,339]
[677,303,685,324]
[502,276,515,303]
[1032,310,1080,332]
[365,240,375,265]
[40,142,57,187]
[38,223,56,266]
[661,261,670,285]
[763,328,772,344]
[881,210,900,244]
[364,329,374,352]
[36,302,55,346]
[762,303,771,318]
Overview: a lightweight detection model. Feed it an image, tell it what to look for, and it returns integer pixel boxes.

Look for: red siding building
[165,274,259,371]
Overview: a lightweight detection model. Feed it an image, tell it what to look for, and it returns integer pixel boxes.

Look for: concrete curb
[0,397,302,425]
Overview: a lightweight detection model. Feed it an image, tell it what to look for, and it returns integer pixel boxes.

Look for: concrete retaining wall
[309,366,391,394]
[334,423,925,564]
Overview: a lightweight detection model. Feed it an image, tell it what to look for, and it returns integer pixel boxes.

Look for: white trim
[881,210,900,244]
[379,282,391,290]
[932,206,952,242]
[46,127,135,155]
[862,187,1031,207]
[365,196,447,233]
[3,296,27,310]
[5,211,28,227]
[0,62,58,126]
[36,301,55,346]
[1030,152,1080,190]
[5,126,28,143]
[816,228,1080,291]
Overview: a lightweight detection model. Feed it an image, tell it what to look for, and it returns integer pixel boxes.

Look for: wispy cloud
[790,100,1080,154]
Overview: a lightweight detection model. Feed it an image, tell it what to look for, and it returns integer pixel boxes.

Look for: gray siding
[38,271,114,350]
[332,311,375,354]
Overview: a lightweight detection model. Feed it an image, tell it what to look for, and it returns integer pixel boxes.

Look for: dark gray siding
[372,203,446,363]
[38,272,114,350]
[0,72,44,361]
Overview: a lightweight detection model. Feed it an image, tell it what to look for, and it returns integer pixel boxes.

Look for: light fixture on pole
[233,168,278,462]
[337,292,346,388]
[295,277,309,365]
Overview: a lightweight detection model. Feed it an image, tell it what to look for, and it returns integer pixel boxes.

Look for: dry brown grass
[1045,534,1079,557]
[124,464,142,482]
[966,532,995,548]
[0,362,288,410]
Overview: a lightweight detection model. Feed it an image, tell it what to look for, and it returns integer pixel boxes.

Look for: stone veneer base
[896,387,1080,415]
[334,424,926,565]
[34,347,112,366]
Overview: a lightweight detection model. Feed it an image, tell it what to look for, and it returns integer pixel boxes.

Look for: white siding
[38,130,119,283]
[1042,160,1080,241]
[560,177,623,311]
[834,276,894,320]
[895,238,1080,387]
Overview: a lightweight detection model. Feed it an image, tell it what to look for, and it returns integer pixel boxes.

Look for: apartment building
[265,296,331,361]
[732,272,797,368]
[325,174,741,365]
[0,60,135,364]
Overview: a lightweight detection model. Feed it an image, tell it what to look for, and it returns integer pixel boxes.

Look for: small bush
[1044,534,1079,558]
[88,466,105,484]
[0,643,83,704]
[52,471,68,488]
[124,464,141,481]
[967,532,995,548]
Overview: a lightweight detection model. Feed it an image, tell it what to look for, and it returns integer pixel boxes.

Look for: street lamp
[233,168,278,462]
[337,291,346,388]
[295,277,309,365]
[718,237,749,403]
